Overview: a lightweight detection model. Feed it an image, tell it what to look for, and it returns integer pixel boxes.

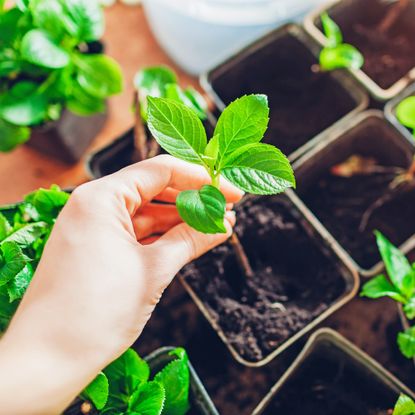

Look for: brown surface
[0,3,198,204]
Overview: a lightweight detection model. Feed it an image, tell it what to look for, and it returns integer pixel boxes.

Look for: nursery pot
[252,328,415,414]
[27,108,107,164]
[305,0,415,101]
[201,23,368,161]
[385,82,415,144]
[179,194,359,367]
[292,110,415,277]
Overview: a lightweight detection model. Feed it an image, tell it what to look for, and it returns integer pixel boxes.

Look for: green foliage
[0,0,123,152]
[83,347,191,415]
[396,96,415,137]
[147,94,295,234]
[393,394,415,415]
[0,185,68,329]
[361,231,415,358]
[319,12,364,71]
[134,65,207,122]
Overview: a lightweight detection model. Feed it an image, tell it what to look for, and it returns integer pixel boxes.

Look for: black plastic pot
[180,194,358,367]
[305,0,415,101]
[252,328,415,414]
[201,23,368,161]
[292,110,415,277]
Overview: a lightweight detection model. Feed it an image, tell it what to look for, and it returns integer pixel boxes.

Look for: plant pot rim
[179,193,359,368]
[304,0,415,102]
[251,327,415,415]
[292,109,415,278]
[385,82,415,144]
[199,22,368,162]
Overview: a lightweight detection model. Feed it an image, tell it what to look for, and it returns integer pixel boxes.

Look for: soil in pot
[181,196,346,363]
[209,32,356,156]
[326,0,415,89]
[261,342,398,415]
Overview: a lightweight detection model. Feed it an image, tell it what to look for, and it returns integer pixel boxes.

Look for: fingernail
[225,210,236,226]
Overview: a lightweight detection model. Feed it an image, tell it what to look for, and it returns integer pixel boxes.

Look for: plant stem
[133,91,148,161]
[378,0,408,33]
[230,232,254,278]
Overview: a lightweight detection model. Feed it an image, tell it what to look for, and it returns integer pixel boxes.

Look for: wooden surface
[0,3,198,204]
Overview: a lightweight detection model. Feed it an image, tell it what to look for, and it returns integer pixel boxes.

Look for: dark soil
[328,0,415,89]
[262,342,397,415]
[181,196,346,363]
[209,32,356,156]
[301,165,415,270]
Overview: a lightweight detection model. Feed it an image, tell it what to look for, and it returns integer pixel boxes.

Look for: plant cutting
[0,0,123,158]
[133,65,208,162]
[361,231,415,359]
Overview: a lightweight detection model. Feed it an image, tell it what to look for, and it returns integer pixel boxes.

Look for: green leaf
[128,381,165,415]
[0,213,11,240]
[165,84,207,120]
[375,231,413,294]
[153,348,190,415]
[319,44,364,71]
[0,242,27,287]
[15,0,29,12]
[203,135,219,170]
[0,288,18,331]
[360,275,407,303]
[20,29,70,69]
[393,394,415,415]
[0,8,24,46]
[104,349,150,397]
[396,96,415,130]
[398,327,415,359]
[404,297,415,320]
[82,372,109,410]
[30,0,67,39]
[147,97,207,165]
[67,82,106,116]
[74,54,123,99]
[6,263,34,302]
[2,222,48,247]
[0,81,48,127]
[320,12,342,47]
[215,94,269,167]
[183,87,208,121]
[0,119,30,152]
[176,185,227,234]
[221,143,295,195]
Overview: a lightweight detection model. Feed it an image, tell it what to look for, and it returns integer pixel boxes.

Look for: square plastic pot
[292,110,415,277]
[252,328,415,414]
[201,23,368,161]
[179,194,359,367]
[305,0,415,101]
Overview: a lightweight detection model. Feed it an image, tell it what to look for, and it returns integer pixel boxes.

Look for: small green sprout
[361,231,415,358]
[396,96,415,137]
[146,94,295,234]
[318,12,364,72]
[393,394,415,415]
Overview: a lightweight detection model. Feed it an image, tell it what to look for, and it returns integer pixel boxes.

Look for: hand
[0,155,243,415]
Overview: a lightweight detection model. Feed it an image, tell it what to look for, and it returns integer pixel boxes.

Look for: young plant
[79,347,191,415]
[396,96,415,137]
[318,13,364,72]
[393,394,415,415]
[361,231,415,359]
[0,0,123,152]
[133,65,208,160]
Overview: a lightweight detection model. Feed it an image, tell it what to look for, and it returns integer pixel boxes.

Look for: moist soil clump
[181,196,346,363]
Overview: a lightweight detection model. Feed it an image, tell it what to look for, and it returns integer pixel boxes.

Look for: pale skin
[0,155,243,415]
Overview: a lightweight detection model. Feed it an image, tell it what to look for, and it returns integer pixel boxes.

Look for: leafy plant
[79,347,191,415]
[361,231,415,358]
[393,394,415,415]
[0,0,123,152]
[0,185,69,330]
[396,96,415,137]
[146,94,295,234]
[318,12,364,71]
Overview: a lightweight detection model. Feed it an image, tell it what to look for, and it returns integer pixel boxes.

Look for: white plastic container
[142,0,327,75]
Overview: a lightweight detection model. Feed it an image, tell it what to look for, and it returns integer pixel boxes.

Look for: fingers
[147,211,236,275]
[153,187,179,204]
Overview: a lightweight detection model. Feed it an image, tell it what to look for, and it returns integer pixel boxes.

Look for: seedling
[0,0,123,152]
[147,94,295,277]
[133,66,208,161]
[396,96,415,137]
[317,13,364,72]
[393,394,415,415]
[79,347,191,415]
[361,231,415,359]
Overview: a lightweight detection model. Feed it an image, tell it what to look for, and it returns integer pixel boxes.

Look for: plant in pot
[202,24,368,161]
[0,0,123,163]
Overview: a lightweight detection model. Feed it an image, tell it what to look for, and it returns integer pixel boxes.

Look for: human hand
[0,155,243,415]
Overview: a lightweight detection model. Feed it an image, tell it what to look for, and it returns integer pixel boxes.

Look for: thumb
[149,211,236,275]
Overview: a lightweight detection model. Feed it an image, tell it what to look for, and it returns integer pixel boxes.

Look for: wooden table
[0,3,198,204]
